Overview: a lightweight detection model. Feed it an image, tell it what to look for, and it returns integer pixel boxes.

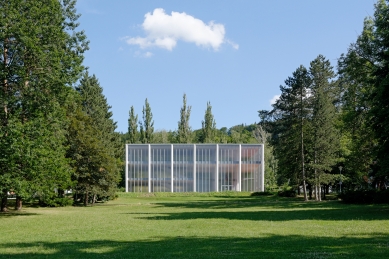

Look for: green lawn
[1,192,388,259]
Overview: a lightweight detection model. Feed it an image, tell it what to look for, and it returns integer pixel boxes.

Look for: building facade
[125,144,264,193]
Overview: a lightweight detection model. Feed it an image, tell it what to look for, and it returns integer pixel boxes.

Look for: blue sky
[75,0,375,133]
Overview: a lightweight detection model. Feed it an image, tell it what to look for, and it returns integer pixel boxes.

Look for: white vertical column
[261,144,265,192]
[125,144,128,192]
[148,144,151,193]
[193,144,196,192]
[216,144,219,192]
[238,144,242,192]
[171,144,174,193]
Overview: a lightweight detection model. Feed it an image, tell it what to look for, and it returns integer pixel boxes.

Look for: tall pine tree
[259,65,311,200]
[308,55,339,201]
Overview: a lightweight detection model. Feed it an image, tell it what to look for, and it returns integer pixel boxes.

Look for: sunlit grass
[0,192,388,258]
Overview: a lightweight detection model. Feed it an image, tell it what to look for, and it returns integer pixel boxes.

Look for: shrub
[39,197,73,207]
[278,189,297,197]
[339,189,389,204]
[250,191,274,196]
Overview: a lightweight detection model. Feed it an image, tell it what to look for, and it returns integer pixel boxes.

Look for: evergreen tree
[139,98,154,144]
[177,94,192,143]
[308,55,339,201]
[0,0,88,211]
[128,106,138,144]
[72,73,121,205]
[259,66,311,200]
[201,101,216,143]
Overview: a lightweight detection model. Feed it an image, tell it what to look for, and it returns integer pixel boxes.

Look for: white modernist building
[125,144,264,193]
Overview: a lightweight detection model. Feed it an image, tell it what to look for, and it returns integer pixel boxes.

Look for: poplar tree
[177,94,192,143]
[139,98,154,144]
[128,106,138,143]
[0,0,88,211]
[201,101,216,143]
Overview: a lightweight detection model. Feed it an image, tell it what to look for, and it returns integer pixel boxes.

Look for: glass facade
[126,144,264,193]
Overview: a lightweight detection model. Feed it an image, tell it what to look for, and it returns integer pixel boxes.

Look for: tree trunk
[3,39,8,126]
[318,182,321,201]
[84,192,88,206]
[2,42,9,213]
[308,184,312,200]
[1,194,8,212]
[300,87,308,201]
[15,196,22,210]
[314,151,318,201]
[92,194,96,205]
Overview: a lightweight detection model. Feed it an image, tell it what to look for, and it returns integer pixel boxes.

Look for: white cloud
[270,95,280,105]
[144,52,153,58]
[133,51,154,58]
[226,39,239,50]
[126,8,235,51]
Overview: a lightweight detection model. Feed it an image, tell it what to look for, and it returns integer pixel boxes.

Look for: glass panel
[127,145,149,192]
[196,145,217,192]
[218,145,240,191]
[150,145,171,192]
[173,145,194,192]
[241,145,262,192]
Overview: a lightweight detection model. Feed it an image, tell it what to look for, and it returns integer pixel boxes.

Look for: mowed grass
[0,192,388,259]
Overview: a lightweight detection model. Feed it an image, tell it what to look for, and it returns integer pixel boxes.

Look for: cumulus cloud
[270,95,280,105]
[126,8,235,51]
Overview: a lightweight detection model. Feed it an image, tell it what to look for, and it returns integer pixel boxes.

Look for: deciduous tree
[139,98,154,144]
[0,0,87,211]
[201,101,216,143]
[177,94,192,143]
[128,106,138,144]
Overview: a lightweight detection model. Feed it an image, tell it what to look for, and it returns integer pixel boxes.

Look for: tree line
[0,0,122,210]
[123,95,277,189]
[259,0,389,200]
[127,95,212,144]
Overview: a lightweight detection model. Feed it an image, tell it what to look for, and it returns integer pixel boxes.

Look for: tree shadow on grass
[0,212,39,217]
[124,204,389,221]
[0,234,388,259]
[150,198,339,210]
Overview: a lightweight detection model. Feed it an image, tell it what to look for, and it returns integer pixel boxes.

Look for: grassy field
[0,192,388,259]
